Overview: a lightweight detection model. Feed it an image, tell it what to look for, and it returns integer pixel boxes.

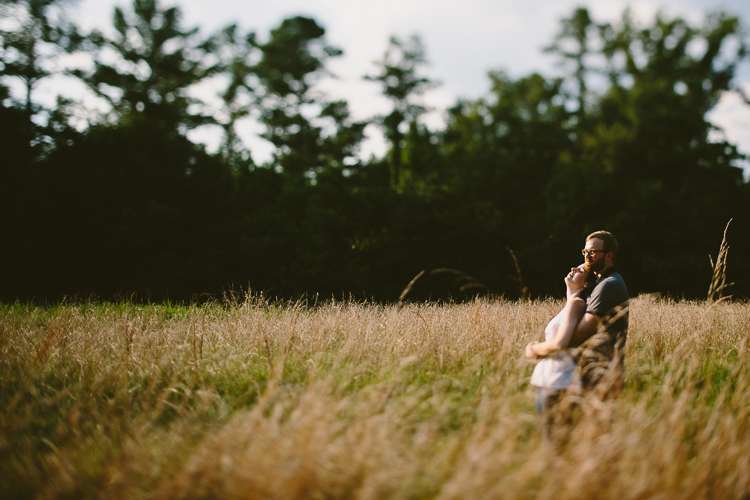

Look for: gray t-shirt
[587,266,629,334]
[577,266,630,396]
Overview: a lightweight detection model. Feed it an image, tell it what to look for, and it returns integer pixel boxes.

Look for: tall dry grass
[1,296,749,499]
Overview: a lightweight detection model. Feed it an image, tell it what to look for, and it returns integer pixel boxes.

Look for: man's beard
[587,257,606,273]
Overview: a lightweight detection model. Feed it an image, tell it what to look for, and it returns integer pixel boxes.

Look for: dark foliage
[1,1,748,303]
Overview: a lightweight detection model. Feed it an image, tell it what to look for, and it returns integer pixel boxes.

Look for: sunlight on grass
[1,297,749,498]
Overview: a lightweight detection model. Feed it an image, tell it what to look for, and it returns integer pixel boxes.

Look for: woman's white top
[530,310,581,390]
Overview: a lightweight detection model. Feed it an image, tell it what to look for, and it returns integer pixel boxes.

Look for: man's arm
[525,298,587,358]
[569,312,601,346]
[574,274,628,346]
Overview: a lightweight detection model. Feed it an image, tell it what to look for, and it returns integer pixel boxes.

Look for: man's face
[583,238,607,273]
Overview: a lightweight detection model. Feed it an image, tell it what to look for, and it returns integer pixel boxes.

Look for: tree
[0,0,83,149]
[208,23,259,169]
[545,7,596,125]
[443,71,571,217]
[74,0,216,135]
[547,9,749,295]
[366,35,438,190]
[253,16,366,183]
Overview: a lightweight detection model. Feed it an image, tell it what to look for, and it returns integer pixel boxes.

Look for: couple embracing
[525,231,629,435]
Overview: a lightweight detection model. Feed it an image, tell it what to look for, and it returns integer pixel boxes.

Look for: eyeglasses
[582,249,605,257]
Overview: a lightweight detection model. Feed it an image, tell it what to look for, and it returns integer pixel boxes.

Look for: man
[525,231,629,441]
[569,230,630,399]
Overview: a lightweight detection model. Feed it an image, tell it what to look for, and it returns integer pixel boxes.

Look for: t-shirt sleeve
[587,278,629,318]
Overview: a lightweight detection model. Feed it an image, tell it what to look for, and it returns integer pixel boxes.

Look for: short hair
[586,230,619,259]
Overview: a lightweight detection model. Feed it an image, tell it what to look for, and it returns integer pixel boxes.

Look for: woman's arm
[525,298,587,359]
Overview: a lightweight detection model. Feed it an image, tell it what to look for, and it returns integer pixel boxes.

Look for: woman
[525,264,596,432]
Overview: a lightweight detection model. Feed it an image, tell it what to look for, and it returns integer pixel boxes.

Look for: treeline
[2,0,749,302]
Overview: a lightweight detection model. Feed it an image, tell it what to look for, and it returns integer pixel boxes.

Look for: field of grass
[1,296,749,499]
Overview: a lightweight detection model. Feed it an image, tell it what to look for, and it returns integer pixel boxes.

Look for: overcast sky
[63,0,750,168]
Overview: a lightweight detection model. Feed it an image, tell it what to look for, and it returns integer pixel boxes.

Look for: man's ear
[606,251,614,264]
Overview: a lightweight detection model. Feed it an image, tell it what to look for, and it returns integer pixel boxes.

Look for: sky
[52,0,750,168]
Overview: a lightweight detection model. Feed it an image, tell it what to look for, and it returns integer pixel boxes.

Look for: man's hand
[525,341,540,359]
